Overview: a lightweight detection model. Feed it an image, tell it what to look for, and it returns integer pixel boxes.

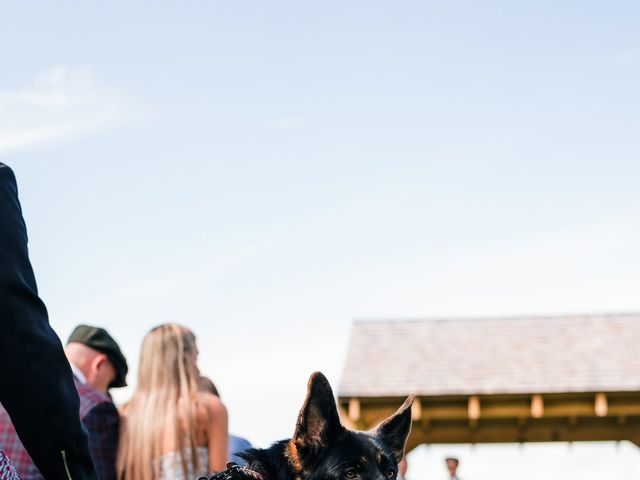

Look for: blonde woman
[117,324,228,480]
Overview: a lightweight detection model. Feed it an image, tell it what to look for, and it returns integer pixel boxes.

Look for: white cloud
[0,65,143,154]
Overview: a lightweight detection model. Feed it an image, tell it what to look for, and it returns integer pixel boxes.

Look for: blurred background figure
[117,324,228,480]
[64,325,128,480]
[445,457,461,480]
[0,323,127,480]
[198,376,253,466]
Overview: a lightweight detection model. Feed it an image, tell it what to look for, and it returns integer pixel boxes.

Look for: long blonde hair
[117,324,201,480]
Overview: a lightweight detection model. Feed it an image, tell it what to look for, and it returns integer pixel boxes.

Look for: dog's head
[287,372,413,480]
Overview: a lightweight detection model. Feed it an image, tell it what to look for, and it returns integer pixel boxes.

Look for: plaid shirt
[0,449,20,480]
[0,376,119,480]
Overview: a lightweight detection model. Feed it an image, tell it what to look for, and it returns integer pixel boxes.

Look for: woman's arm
[203,393,229,472]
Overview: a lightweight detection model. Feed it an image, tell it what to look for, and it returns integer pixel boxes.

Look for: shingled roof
[339,314,640,397]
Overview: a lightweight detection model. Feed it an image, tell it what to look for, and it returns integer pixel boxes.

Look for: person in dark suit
[0,162,98,480]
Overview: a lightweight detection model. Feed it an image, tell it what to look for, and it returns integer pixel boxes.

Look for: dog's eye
[345,468,358,479]
[387,470,396,478]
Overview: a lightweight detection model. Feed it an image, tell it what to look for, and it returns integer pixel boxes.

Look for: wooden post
[348,398,361,422]
[595,393,608,417]
[411,398,422,421]
[468,396,480,426]
[531,394,544,418]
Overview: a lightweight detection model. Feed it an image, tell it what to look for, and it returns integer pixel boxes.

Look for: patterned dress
[156,446,209,480]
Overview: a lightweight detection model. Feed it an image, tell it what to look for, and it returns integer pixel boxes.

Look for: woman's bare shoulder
[197,392,227,418]
[198,392,227,420]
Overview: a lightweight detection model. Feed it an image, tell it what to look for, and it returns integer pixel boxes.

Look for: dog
[229,372,414,480]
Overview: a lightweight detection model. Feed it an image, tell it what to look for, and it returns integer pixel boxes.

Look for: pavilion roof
[339,314,640,397]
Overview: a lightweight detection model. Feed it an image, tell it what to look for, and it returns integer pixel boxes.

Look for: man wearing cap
[0,324,127,480]
[64,325,128,480]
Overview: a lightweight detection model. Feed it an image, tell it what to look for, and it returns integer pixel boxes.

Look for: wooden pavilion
[337,314,640,451]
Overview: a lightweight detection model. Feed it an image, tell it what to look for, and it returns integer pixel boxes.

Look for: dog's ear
[373,396,414,463]
[292,372,343,458]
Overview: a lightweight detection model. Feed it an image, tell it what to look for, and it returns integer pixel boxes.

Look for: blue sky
[2,1,640,478]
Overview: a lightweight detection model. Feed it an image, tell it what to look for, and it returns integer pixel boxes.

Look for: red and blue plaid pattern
[0,418,35,479]
[0,377,118,480]
[0,449,20,480]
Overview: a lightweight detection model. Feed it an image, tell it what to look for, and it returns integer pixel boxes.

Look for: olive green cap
[67,324,128,388]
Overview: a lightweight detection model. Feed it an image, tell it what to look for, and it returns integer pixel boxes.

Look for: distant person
[117,324,228,480]
[445,457,461,480]
[0,162,98,479]
[197,376,253,465]
[0,324,128,479]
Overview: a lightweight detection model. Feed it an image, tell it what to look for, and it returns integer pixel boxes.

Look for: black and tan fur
[237,372,414,480]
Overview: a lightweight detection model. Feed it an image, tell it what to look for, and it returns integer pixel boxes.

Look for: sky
[2,1,640,478]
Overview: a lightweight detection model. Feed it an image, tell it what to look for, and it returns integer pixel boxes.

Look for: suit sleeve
[83,402,119,480]
[0,163,98,480]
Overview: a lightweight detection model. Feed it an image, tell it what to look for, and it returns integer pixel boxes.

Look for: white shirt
[69,361,88,385]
